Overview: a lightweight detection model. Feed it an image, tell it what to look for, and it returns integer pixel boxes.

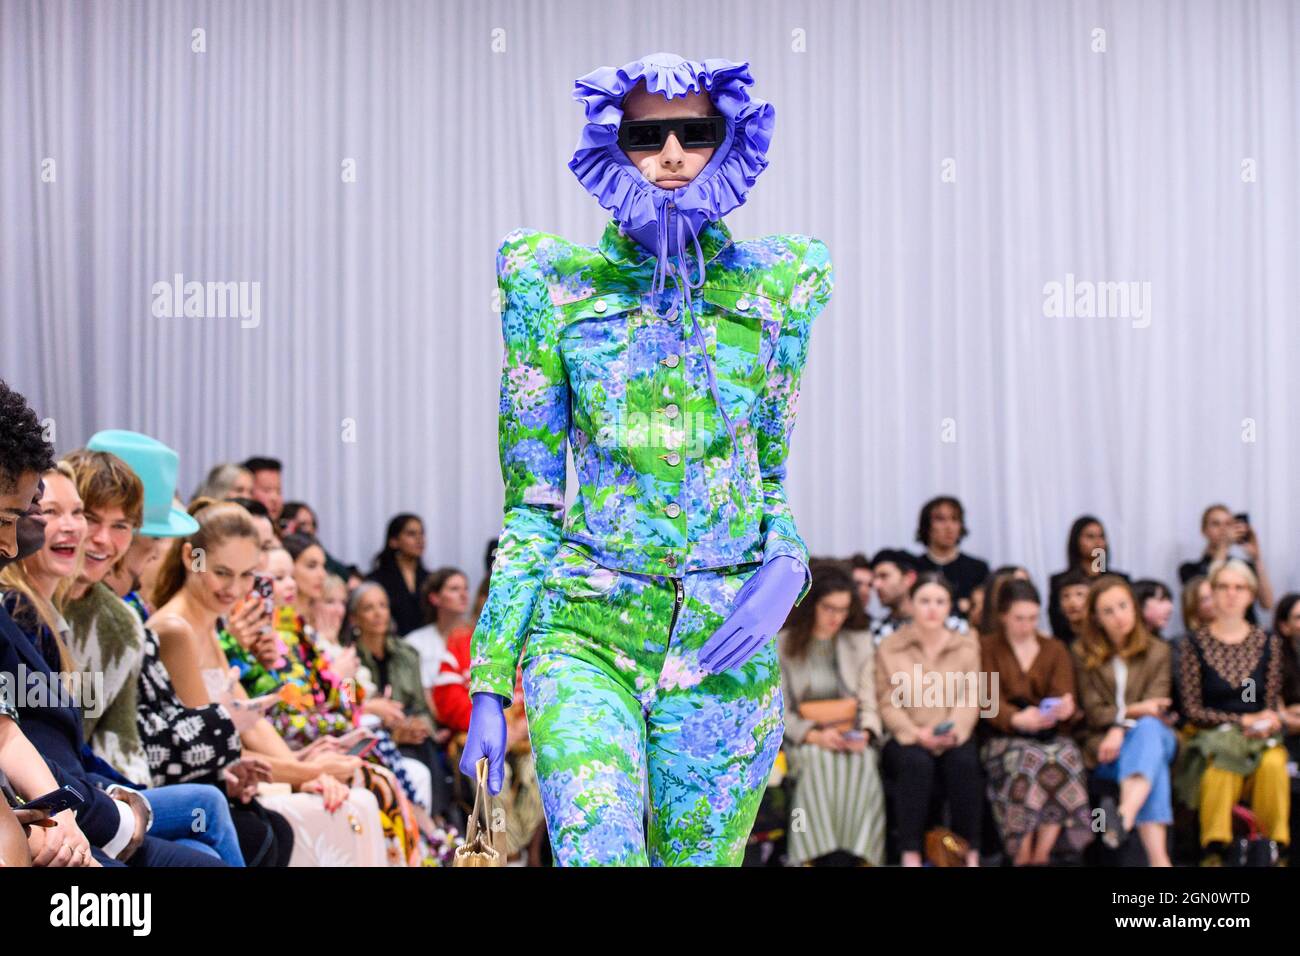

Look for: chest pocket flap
[557,290,643,328]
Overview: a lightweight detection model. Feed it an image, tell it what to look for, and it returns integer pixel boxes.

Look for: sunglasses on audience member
[618,115,727,152]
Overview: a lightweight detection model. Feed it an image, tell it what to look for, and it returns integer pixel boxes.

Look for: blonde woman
[1176,559,1289,863]
[150,499,389,866]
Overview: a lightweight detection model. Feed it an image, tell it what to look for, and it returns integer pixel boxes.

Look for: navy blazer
[0,601,138,848]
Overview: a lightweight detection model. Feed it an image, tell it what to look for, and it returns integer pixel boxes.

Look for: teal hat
[85,430,199,538]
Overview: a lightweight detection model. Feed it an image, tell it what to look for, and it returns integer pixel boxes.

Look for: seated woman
[1072,575,1176,866]
[224,540,432,859]
[1175,558,1289,863]
[1132,579,1175,640]
[876,573,982,866]
[346,582,456,826]
[149,499,391,866]
[980,578,1093,865]
[777,564,885,866]
[1047,515,1129,642]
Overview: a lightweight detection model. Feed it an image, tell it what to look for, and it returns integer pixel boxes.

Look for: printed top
[470,216,833,699]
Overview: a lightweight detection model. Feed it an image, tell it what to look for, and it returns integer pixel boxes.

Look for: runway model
[460,52,833,865]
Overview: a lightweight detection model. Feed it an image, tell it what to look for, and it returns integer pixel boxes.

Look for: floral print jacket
[470,216,833,699]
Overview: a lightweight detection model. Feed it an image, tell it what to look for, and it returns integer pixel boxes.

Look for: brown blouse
[979,631,1079,735]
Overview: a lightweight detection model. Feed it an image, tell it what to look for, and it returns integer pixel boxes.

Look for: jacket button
[664,403,679,419]
[665,503,681,518]
[666,452,681,466]
[736,298,751,311]
[593,299,608,314]
[662,353,680,368]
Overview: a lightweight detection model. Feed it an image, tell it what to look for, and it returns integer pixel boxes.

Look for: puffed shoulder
[787,235,833,319]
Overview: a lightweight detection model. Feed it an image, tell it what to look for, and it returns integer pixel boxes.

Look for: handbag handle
[464,756,494,846]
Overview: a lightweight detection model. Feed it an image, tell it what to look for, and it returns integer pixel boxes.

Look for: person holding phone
[980,578,1092,865]
[1175,558,1289,863]
[1073,576,1176,865]
[876,573,982,866]
[150,499,391,866]
[1178,505,1274,619]
[777,564,884,866]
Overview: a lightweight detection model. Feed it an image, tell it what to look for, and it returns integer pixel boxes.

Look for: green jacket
[469,217,833,699]
[355,634,436,732]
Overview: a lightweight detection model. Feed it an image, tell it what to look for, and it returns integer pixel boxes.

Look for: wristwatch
[106,785,154,832]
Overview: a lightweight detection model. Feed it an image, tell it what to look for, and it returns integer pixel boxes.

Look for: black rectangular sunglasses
[618,115,727,152]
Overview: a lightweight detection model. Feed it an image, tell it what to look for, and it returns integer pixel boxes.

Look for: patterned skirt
[981,734,1093,859]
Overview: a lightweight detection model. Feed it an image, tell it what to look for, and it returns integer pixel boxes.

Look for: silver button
[662,354,680,368]
[665,503,681,518]
[664,403,679,419]
[592,299,607,314]
[736,298,751,311]
[666,452,681,466]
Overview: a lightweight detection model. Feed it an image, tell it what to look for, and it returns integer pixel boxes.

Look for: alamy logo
[0,666,105,719]
[1042,273,1151,329]
[49,887,151,936]
[888,665,1000,718]
[151,273,261,328]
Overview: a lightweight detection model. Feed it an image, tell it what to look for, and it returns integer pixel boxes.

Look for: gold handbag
[453,757,508,867]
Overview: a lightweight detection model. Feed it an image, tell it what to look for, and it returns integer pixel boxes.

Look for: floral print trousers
[521,542,783,866]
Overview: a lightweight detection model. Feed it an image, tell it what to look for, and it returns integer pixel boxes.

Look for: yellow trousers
[1199,744,1291,846]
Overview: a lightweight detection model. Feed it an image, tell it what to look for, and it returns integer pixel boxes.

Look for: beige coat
[875,623,982,746]
[777,628,881,748]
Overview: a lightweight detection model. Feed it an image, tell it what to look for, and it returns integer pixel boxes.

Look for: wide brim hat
[85,429,199,537]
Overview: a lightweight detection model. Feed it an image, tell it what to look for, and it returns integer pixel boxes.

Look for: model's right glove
[460,692,508,795]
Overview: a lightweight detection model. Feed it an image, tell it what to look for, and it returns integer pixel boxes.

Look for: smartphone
[933,721,954,736]
[1039,697,1060,716]
[346,737,378,758]
[20,784,87,817]
[250,574,275,615]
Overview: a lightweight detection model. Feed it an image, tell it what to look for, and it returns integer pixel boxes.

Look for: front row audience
[2,379,1298,869]
[780,558,1299,867]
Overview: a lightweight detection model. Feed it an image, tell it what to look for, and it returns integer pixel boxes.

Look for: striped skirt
[786,743,886,865]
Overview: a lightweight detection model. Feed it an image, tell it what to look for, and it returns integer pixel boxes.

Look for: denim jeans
[1093,716,1177,825]
[140,783,244,866]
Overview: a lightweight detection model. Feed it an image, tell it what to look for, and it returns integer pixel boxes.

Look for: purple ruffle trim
[567,52,775,245]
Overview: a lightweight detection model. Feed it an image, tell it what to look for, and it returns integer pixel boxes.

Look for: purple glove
[699,555,808,674]
[460,692,508,795]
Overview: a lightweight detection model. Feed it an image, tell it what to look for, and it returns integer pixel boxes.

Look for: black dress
[367,562,430,636]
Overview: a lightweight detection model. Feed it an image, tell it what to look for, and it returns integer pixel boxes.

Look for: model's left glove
[699,555,807,674]
[460,692,508,795]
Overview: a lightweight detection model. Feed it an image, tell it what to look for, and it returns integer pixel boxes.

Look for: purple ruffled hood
[568,52,776,446]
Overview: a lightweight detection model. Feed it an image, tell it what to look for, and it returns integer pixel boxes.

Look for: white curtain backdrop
[2,0,1298,622]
